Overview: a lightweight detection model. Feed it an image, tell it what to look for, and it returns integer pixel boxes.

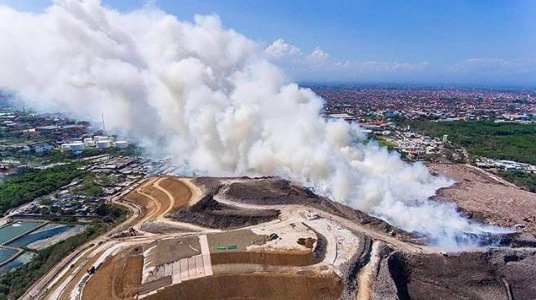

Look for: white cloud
[357,61,430,73]
[264,38,301,60]
[451,58,534,75]
[335,60,350,66]
[306,47,330,64]
[264,39,432,79]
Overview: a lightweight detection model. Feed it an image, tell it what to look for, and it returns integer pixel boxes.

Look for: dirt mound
[171,186,280,229]
[82,258,115,300]
[297,237,316,248]
[158,177,192,211]
[206,229,320,267]
[124,190,153,217]
[82,249,143,300]
[114,255,143,298]
[370,247,536,300]
[429,163,536,238]
[224,178,418,243]
[151,236,201,266]
[139,222,191,234]
[143,273,344,300]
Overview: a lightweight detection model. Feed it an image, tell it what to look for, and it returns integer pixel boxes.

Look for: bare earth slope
[429,163,536,238]
[28,173,536,300]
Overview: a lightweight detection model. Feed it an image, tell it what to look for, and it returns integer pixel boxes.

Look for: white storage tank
[69,142,84,152]
[96,140,111,149]
[61,143,71,150]
[115,141,129,149]
[83,137,93,143]
[85,140,96,147]
[94,135,109,142]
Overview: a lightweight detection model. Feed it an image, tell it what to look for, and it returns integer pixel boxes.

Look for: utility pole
[102,113,106,135]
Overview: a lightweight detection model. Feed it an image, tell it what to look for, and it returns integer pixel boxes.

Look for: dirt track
[29,177,193,300]
[124,177,195,229]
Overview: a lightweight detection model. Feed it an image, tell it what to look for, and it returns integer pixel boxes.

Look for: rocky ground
[350,242,536,300]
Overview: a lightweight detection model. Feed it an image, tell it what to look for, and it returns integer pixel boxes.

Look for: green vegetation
[408,121,536,165]
[366,136,396,151]
[73,174,104,197]
[375,137,396,150]
[43,148,103,163]
[95,202,125,223]
[499,171,536,193]
[0,205,127,300]
[0,164,87,215]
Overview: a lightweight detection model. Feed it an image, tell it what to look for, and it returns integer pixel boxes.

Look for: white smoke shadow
[0,0,512,250]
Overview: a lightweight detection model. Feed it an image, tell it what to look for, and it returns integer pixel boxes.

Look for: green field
[408,121,536,165]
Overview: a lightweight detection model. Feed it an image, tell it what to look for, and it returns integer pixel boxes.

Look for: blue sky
[1,0,535,86]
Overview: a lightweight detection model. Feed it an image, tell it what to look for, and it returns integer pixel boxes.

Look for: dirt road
[29,177,204,300]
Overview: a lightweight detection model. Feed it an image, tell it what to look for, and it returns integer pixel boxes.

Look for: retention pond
[0,221,43,244]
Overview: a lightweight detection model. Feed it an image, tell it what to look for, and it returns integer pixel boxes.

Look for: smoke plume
[0,0,509,250]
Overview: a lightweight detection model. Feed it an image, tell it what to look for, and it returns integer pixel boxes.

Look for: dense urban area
[311,85,536,192]
[0,85,535,299]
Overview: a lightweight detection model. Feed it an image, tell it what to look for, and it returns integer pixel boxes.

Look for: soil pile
[171,182,280,229]
[361,244,536,300]
[429,163,536,238]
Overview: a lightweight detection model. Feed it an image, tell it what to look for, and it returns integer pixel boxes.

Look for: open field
[25,173,536,300]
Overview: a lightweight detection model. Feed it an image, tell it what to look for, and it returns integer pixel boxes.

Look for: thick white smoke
[0,0,509,250]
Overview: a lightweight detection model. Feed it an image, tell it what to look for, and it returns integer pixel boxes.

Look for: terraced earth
[22,175,536,300]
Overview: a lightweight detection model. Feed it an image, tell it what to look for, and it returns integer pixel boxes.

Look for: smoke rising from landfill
[0,0,509,249]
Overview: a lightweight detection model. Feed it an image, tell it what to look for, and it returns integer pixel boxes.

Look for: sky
[1,0,535,86]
